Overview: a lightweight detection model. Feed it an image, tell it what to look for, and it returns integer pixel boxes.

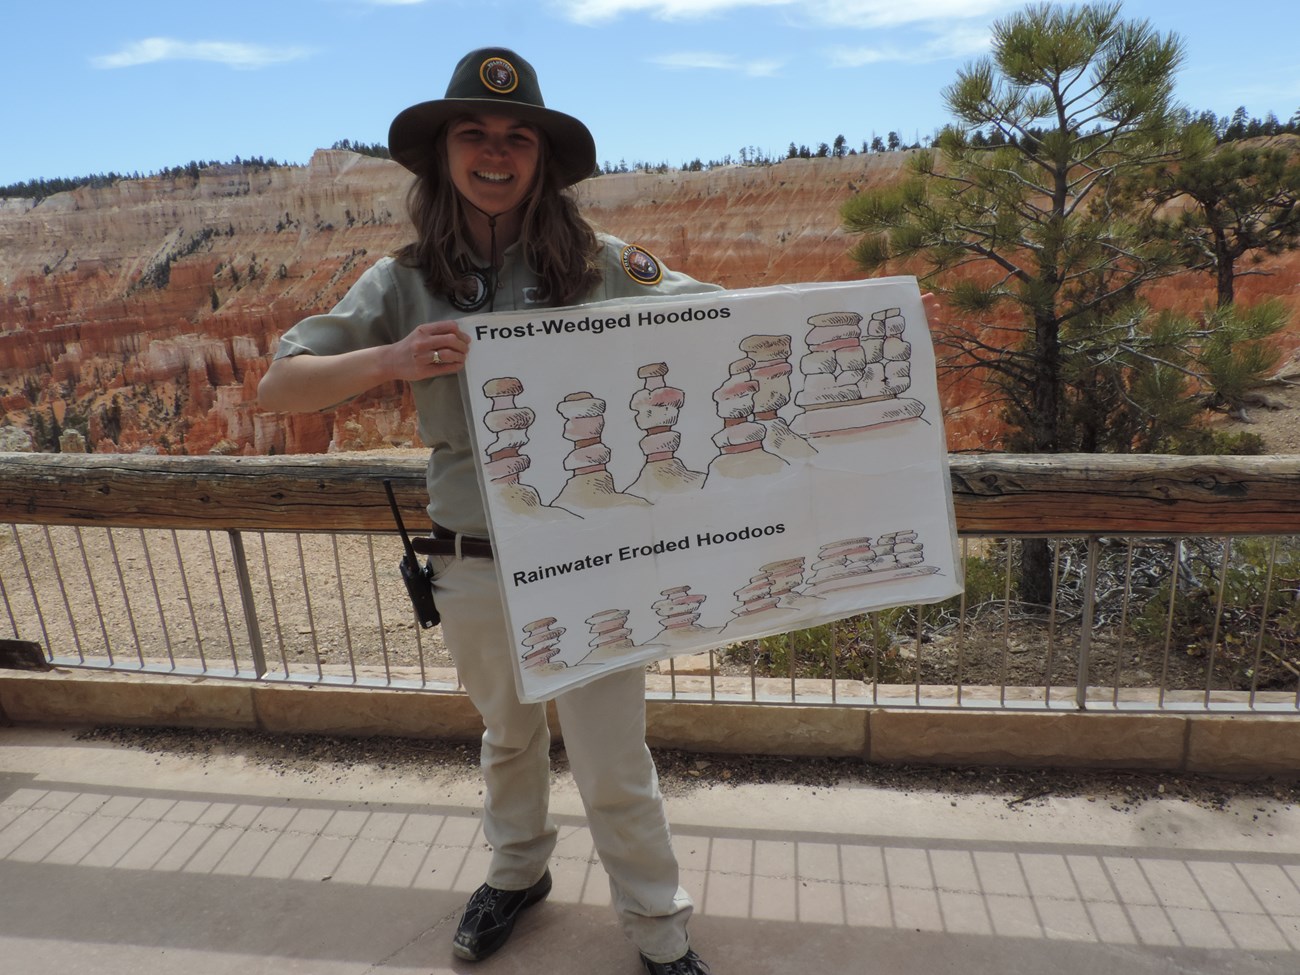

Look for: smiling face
[445,113,541,218]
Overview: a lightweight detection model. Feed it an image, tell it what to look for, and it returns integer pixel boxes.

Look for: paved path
[1,724,1298,974]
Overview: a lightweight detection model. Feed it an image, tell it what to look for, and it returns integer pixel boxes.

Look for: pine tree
[844,2,1186,453]
[841,1,1186,605]
[1224,106,1249,141]
[1146,130,1300,305]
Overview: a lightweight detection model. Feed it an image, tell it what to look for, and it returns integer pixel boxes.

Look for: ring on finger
[432,349,442,365]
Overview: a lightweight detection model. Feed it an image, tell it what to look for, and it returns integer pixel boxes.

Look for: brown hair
[395,124,603,307]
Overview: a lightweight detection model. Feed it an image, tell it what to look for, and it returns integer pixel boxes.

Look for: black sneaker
[451,869,552,962]
[640,948,712,974]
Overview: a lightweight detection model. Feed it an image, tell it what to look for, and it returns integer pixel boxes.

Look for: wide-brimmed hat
[388,47,596,187]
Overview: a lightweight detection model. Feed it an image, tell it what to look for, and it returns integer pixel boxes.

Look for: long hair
[396,124,603,307]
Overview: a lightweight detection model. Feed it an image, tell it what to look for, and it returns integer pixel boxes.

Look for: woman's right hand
[259,320,472,413]
[385,320,471,382]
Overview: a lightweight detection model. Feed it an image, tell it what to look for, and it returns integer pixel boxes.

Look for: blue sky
[3,0,1297,186]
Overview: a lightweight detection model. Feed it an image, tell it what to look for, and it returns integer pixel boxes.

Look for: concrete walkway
[1,724,1298,975]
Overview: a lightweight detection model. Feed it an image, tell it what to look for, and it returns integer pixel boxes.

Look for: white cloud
[91,38,312,70]
[651,51,784,76]
[560,0,791,25]
[556,0,1028,27]
[806,0,1027,29]
[829,24,992,67]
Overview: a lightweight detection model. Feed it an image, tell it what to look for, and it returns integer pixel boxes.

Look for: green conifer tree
[1147,131,1300,305]
[841,1,1187,604]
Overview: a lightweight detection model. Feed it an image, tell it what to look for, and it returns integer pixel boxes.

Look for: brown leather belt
[411,524,494,559]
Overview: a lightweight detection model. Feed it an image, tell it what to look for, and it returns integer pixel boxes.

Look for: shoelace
[464,886,504,921]
[652,951,710,975]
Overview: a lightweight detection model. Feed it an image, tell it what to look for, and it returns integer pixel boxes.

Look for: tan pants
[429,550,693,962]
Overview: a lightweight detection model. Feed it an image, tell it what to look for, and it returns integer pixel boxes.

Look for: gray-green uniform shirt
[274,234,721,535]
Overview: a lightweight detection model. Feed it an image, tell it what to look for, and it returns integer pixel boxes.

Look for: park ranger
[259,46,717,975]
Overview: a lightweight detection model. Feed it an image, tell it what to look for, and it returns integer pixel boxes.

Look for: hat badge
[479,57,519,95]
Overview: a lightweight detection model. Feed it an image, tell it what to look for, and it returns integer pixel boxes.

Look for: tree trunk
[1020,310,1062,608]
[1018,539,1055,609]
[1029,310,1062,450]
[1214,229,1235,306]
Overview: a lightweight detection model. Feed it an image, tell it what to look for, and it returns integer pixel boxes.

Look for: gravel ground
[75,725,1300,813]
[1213,374,1300,450]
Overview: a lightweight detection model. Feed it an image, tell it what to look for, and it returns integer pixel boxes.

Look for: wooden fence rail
[2,452,1298,536]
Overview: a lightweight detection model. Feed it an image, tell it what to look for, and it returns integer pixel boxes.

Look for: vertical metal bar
[870,611,881,704]
[1113,540,1135,709]
[788,629,796,702]
[913,604,923,705]
[42,526,87,659]
[413,614,429,686]
[404,532,430,686]
[366,535,393,685]
[1247,537,1278,710]
[1157,538,1182,709]
[11,526,54,655]
[956,536,969,708]
[1044,539,1062,704]
[0,552,16,638]
[138,529,177,669]
[828,618,838,705]
[1294,542,1300,713]
[1075,536,1101,711]
[259,532,291,678]
[106,528,144,666]
[330,535,358,683]
[227,530,267,679]
[998,538,1014,708]
[74,527,111,665]
[171,530,207,670]
[296,535,323,681]
[207,531,240,672]
[1203,536,1233,709]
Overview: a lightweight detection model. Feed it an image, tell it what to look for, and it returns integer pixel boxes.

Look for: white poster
[462,277,961,703]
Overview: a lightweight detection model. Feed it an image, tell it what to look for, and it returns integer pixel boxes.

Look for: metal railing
[2,523,450,687]
[2,452,1298,714]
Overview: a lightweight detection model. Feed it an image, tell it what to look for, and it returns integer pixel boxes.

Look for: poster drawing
[461,277,962,702]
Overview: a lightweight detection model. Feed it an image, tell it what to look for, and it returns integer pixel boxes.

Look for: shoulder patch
[620,244,663,286]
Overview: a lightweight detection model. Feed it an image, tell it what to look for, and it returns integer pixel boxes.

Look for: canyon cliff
[1,149,1296,456]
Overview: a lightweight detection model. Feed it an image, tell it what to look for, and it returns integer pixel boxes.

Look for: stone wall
[2,667,1296,776]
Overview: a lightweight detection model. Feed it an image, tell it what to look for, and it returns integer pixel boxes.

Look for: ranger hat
[388,47,596,187]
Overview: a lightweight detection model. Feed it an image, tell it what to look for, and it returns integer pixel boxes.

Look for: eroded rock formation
[2,149,1296,456]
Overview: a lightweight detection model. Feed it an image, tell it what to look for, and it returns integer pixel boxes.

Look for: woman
[258,47,714,975]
